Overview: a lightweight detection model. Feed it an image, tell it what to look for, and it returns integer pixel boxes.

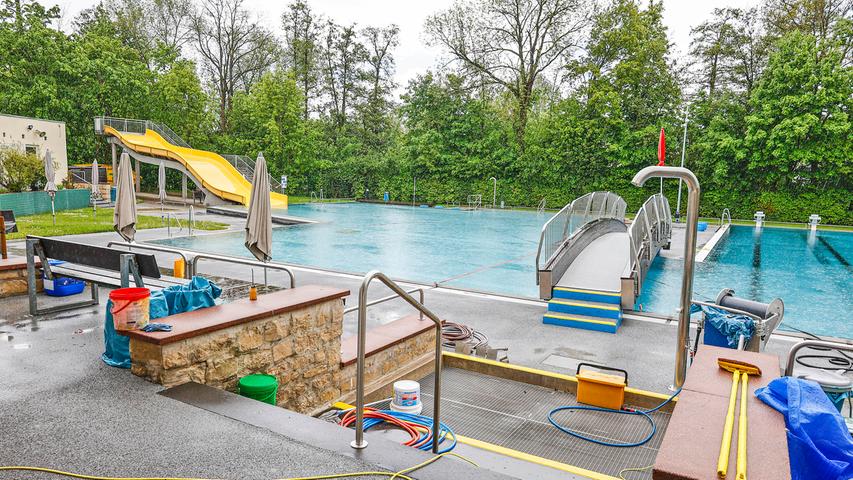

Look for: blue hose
[548,388,681,447]
[356,409,458,453]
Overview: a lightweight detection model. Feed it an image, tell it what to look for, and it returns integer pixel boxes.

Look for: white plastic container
[391,380,422,415]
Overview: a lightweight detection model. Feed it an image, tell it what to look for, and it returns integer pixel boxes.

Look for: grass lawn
[8,208,228,240]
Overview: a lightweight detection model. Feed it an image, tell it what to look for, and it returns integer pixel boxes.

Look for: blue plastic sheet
[756,377,853,480]
[691,304,755,349]
[101,276,221,368]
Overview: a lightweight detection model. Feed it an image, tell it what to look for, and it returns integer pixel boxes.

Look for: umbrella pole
[51,199,55,225]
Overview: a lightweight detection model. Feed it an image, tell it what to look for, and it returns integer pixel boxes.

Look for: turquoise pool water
[161,203,545,297]
[637,225,853,339]
[159,203,852,338]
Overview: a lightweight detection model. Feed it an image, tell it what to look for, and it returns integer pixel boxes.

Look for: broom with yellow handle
[716,358,762,479]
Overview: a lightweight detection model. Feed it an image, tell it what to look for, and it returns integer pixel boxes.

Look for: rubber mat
[417,367,671,479]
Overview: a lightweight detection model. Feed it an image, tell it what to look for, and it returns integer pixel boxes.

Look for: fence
[0,189,91,216]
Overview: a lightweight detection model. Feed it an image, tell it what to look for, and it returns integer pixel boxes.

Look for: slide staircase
[94,116,287,208]
[535,192,671,333]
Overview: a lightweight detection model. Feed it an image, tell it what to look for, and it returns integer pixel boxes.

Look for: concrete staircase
[543,286,622,333]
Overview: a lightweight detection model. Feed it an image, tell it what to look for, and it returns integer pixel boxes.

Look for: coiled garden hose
[339,407,457,454]
[440,321,488,349]
[548,388,681,448]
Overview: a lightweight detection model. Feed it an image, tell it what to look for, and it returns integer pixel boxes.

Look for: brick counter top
[120,285,349,345]
[654,346,789,480]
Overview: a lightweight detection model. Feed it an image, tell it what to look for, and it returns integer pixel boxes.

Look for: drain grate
[418,368,669,479]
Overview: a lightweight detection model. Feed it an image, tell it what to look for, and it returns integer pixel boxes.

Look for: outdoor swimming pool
[637,225,853,339]
[160,203,852,339]
[162,202,546,297]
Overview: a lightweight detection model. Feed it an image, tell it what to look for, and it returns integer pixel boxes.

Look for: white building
[0,114,68,186]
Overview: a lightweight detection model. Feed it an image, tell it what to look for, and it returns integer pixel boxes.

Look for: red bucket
[109,287,150,331]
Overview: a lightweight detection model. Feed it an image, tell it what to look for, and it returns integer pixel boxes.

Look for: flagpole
[676,104,689,222]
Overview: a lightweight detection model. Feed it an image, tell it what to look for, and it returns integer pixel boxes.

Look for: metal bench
[25,236,185,315]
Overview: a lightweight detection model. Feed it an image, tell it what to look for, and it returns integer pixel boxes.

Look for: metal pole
[111,143,117,187]
[412,176,416,207]
[676,105,689,221]
[489,177,497,208]
[632,166,700,389]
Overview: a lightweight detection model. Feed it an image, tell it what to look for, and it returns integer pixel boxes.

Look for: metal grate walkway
[418,368,670,479]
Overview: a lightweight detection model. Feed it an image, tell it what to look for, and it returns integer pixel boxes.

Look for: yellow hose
[0,452,477,480]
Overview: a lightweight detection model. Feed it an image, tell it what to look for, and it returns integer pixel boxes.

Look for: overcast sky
[54,0,762,92]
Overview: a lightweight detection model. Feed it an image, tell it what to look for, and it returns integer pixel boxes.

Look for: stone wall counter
[123,285,349,413]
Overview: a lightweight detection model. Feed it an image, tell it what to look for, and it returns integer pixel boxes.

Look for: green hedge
[0,189,91,217]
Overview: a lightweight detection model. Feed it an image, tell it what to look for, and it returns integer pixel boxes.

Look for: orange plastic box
[575,363,627,410]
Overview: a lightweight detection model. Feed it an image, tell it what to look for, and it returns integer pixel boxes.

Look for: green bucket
[238,374,278,405]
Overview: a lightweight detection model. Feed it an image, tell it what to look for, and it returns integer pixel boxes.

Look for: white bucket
[391,380,422,414]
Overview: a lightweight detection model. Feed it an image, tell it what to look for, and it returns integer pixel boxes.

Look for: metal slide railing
[350,270,443,453]
[535,191,627,275]
[627,193,672,294]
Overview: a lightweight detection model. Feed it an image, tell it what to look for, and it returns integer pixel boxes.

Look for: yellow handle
[737,373,749,480]
[717,370,740,478]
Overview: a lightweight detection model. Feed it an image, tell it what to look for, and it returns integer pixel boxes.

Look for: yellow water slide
[104,126,288,208]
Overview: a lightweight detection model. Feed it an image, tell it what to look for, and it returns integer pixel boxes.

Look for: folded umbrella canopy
[244,152,272,263]
[113,152,137,242]
[158,160,166,206]
[43,149,57,225]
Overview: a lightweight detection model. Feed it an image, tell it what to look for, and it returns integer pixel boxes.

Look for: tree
[192,0,278,131]
[689,8,739,96]
[0,149,45,192]
[744,31,851,189]
[0,0,58,30]
[282,1,321,120]
[357,25,399,149]
[321,21,364,132]
[149,0,194,53]
[425,0,590,149]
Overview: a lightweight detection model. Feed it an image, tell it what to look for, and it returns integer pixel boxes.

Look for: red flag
[657,128,666,166]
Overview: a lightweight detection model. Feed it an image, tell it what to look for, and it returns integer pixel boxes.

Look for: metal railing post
[351,271,442,453]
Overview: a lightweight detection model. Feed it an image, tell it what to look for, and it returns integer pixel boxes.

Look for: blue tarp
[691,303,755,349]
[756,377,853,480]
[101,276,221,368]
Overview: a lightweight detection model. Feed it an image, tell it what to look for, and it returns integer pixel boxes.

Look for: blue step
[552,286,621,305]
[547,298,622,320]
[543,312,621,334]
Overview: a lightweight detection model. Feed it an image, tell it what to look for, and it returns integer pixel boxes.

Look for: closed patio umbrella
[158,160,167,206]
[114,152,137,242]
[91,159,99,217]
[245,152,272,263]
[43,149,57,225]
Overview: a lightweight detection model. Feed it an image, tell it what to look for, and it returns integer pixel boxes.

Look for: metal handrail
[107,241,192,279]
[191,253,295,288]
[537,198,546,214]
[784,340,853,376]
[351,270,443,453]
[535,191,627,276]
[344,287,425,321]
[720,208,732,227]
[627,193,672,291]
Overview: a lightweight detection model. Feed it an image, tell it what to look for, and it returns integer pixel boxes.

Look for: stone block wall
[339,327,437,398]
[0,265,41,297]
[130,298,343,414]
